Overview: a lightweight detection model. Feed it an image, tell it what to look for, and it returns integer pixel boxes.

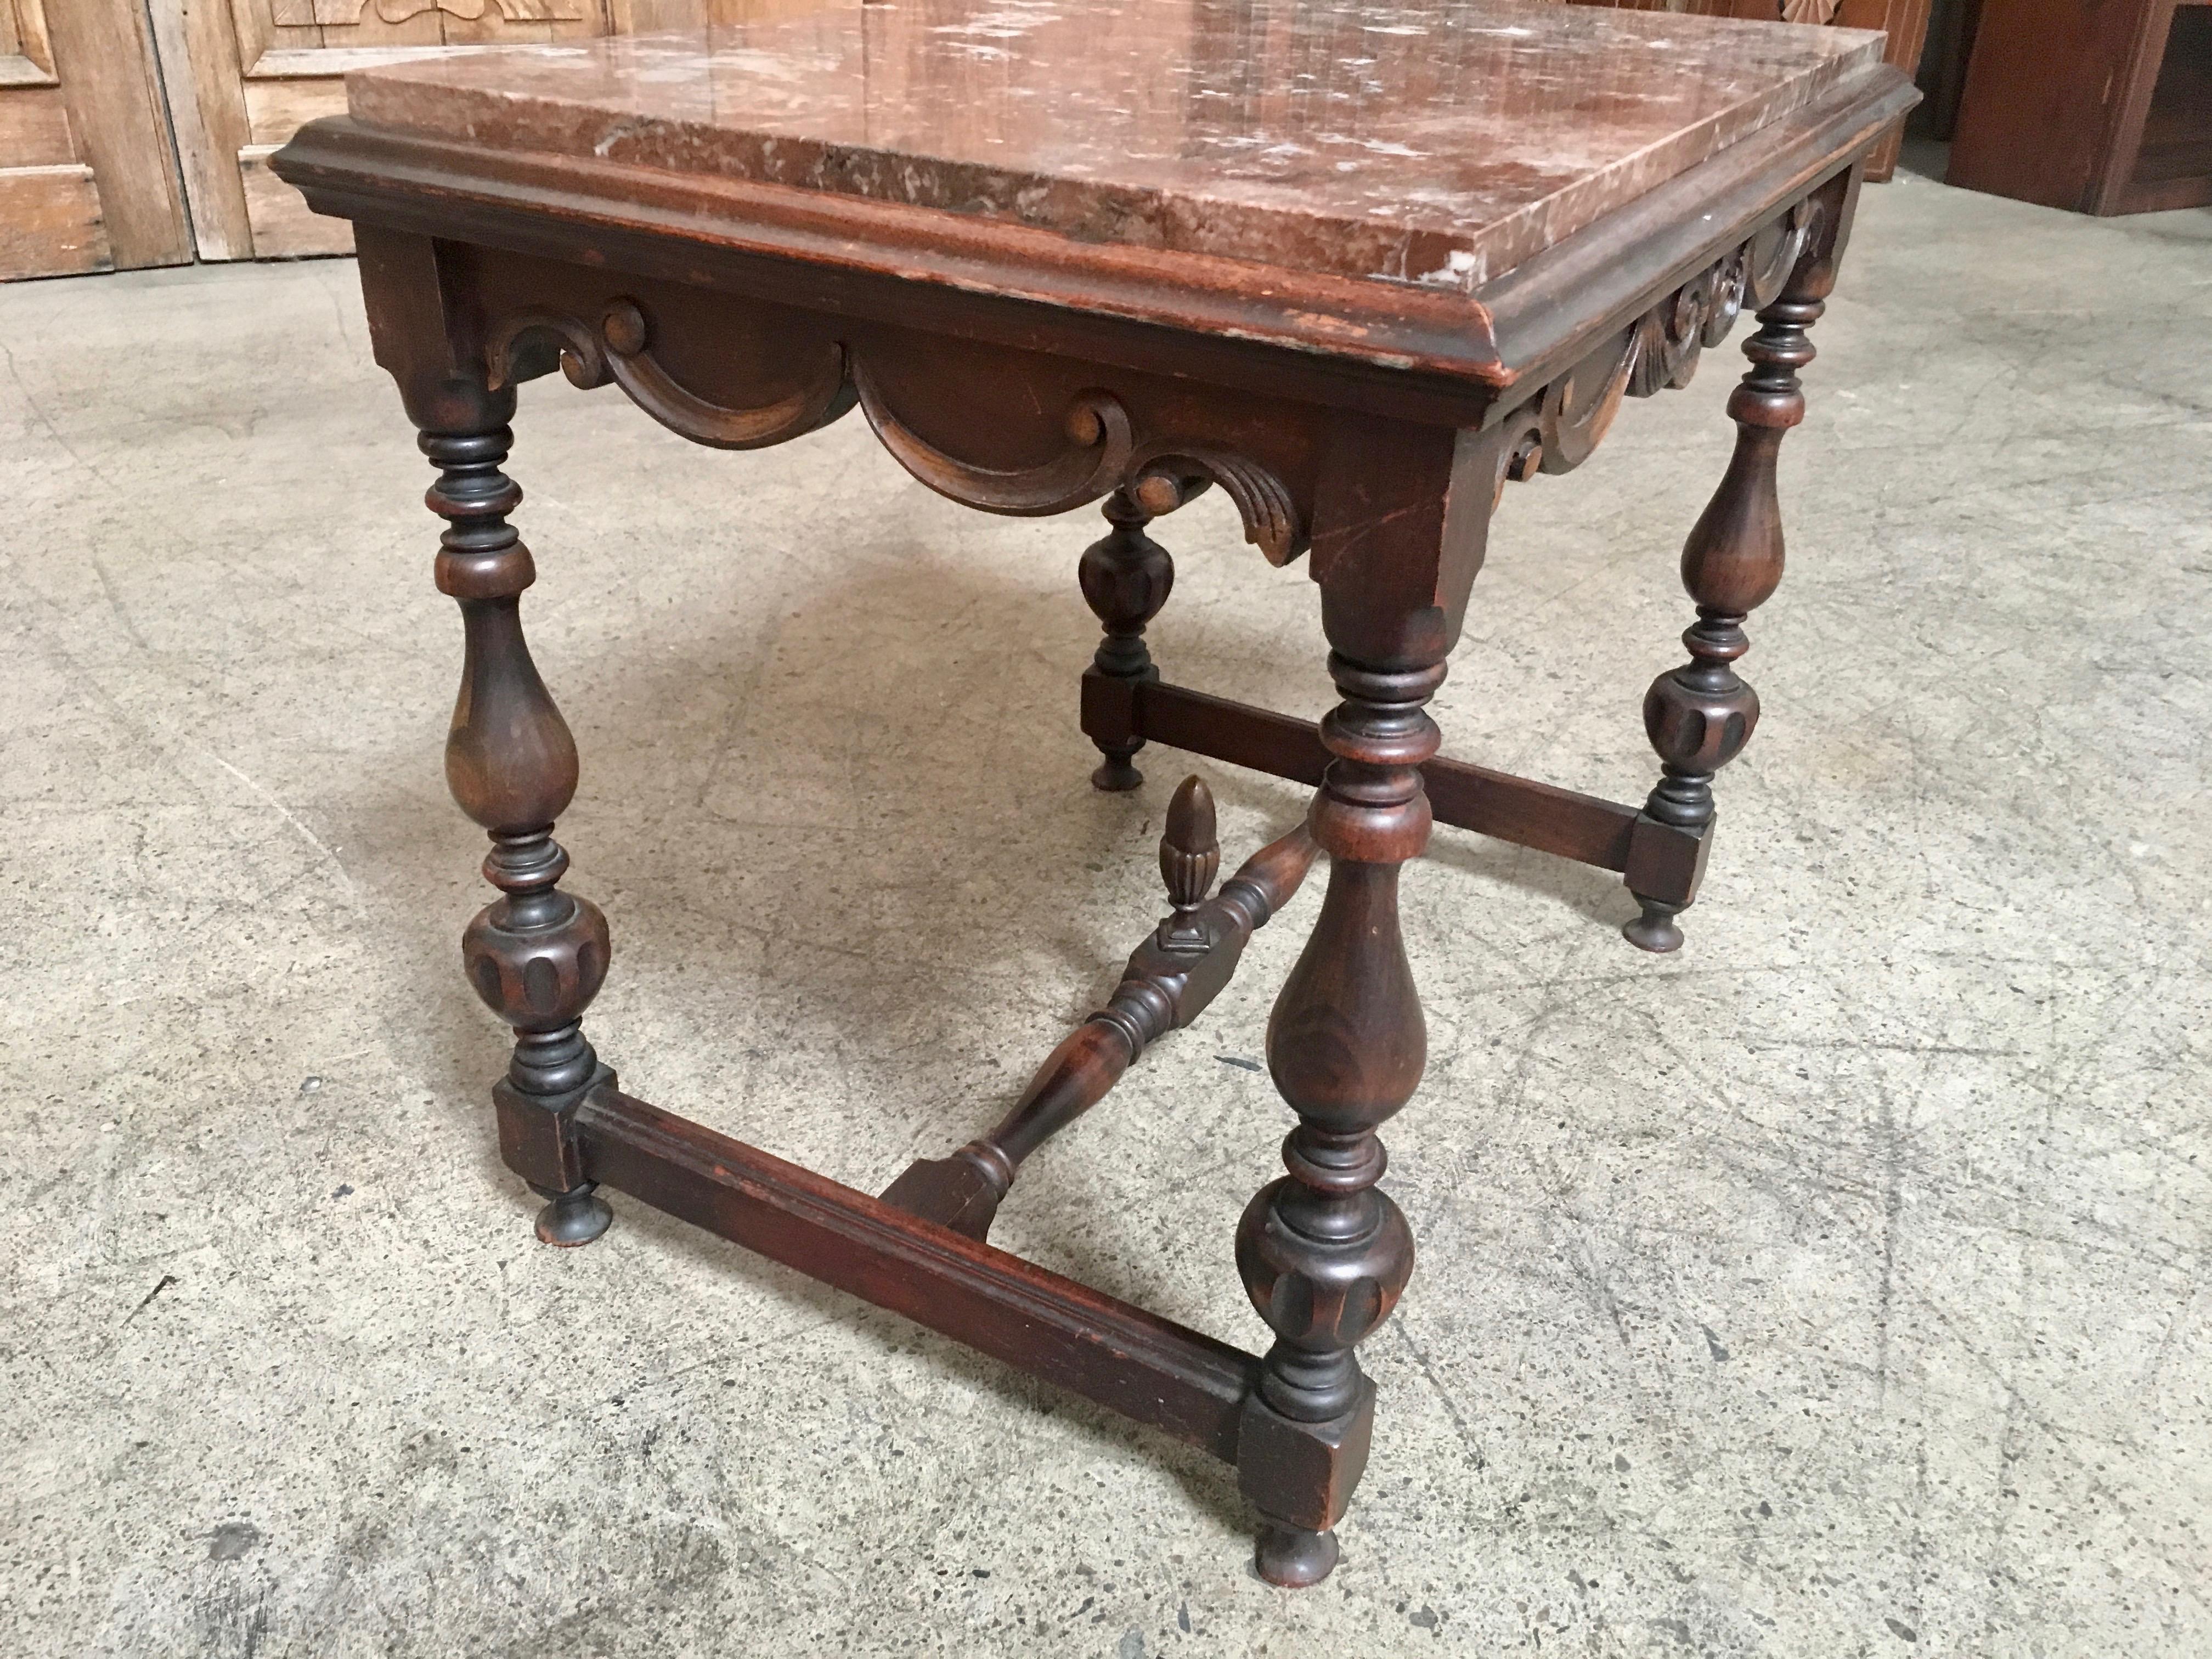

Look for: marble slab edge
[1481,62,1917,399]
[341,25,1888,298]
[272,63,1911,407]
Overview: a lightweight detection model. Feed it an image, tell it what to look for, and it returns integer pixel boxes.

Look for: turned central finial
[1159,775,1221,924]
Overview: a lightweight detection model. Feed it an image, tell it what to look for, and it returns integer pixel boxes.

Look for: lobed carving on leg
[1624,184,1837,950]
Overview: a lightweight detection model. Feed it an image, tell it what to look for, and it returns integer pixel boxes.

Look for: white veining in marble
[347,0,1886,288]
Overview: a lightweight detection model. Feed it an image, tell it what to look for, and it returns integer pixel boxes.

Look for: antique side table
[274,1,1912,1586]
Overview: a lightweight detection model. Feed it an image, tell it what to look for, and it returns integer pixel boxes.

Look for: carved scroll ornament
[488,296,1307,552]
[488,301,850,451]
[853,362,1135,517]
[1502,199,1817,489]
[1129,450,1307,566]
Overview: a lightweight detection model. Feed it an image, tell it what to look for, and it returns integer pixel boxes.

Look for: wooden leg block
[1622,811,1713,906]
[492,1067,612,1196]
[879,1148,1007,1240]
[1234,1380,1376,1533]
[1079,665,1141,774]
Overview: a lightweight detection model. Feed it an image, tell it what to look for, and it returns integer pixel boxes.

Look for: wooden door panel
[0,166,108,279]
[0,83,72,166]
[0,0,104,279]
[214,0,623,256]
[2,0,194,279]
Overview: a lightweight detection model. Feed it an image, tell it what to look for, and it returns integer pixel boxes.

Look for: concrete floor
[2,156,2207,1658]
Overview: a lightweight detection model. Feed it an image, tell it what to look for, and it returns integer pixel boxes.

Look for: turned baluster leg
[1235,648,1437,1587]
[425,401,616,1245]
[1625,227,1836,953]
[1077,483,1174,791]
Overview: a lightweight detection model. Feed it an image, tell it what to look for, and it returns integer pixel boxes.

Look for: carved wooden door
[1,0,193,279]
[166,0,674,261]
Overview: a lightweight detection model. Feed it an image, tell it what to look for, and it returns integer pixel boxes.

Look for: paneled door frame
[156,0,650,261]
[1,0,192,279]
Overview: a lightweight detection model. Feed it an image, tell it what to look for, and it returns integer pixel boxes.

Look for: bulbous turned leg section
[1077,483,1175,790]
[1235,650,1439,1584]
[462,832,612,1092]
[1239,1129,1418,1423]
[425,408,619,1242]
[1629,247,1827,949]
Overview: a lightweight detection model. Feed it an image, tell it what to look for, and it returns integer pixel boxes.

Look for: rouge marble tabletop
[345,0,1886,292]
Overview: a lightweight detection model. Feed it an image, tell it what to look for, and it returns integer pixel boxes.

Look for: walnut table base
[274,0,1913,1584]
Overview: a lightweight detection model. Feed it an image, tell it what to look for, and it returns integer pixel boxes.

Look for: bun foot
[1090,752,1144,792]
[531,1181,613,1247]
[1254,1522,1339,1587]
[1623,896,1685,954]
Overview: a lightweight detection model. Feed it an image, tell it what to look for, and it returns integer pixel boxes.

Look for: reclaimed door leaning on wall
[1,0,193,279]
[161,0,688,261]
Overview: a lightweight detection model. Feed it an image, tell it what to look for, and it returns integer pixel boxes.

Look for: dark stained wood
[1077,487,1176,791]
[1625,166,1859,952]
[1494,194,1818,488]
[1224,419,1514,1584]
[574,1084,1262,1462]
[421,387,617,1246]
[1947,0,2212,216]
[292,22,1904,1587]
[1086,675,1647,874]
[884,777,1319,1240]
